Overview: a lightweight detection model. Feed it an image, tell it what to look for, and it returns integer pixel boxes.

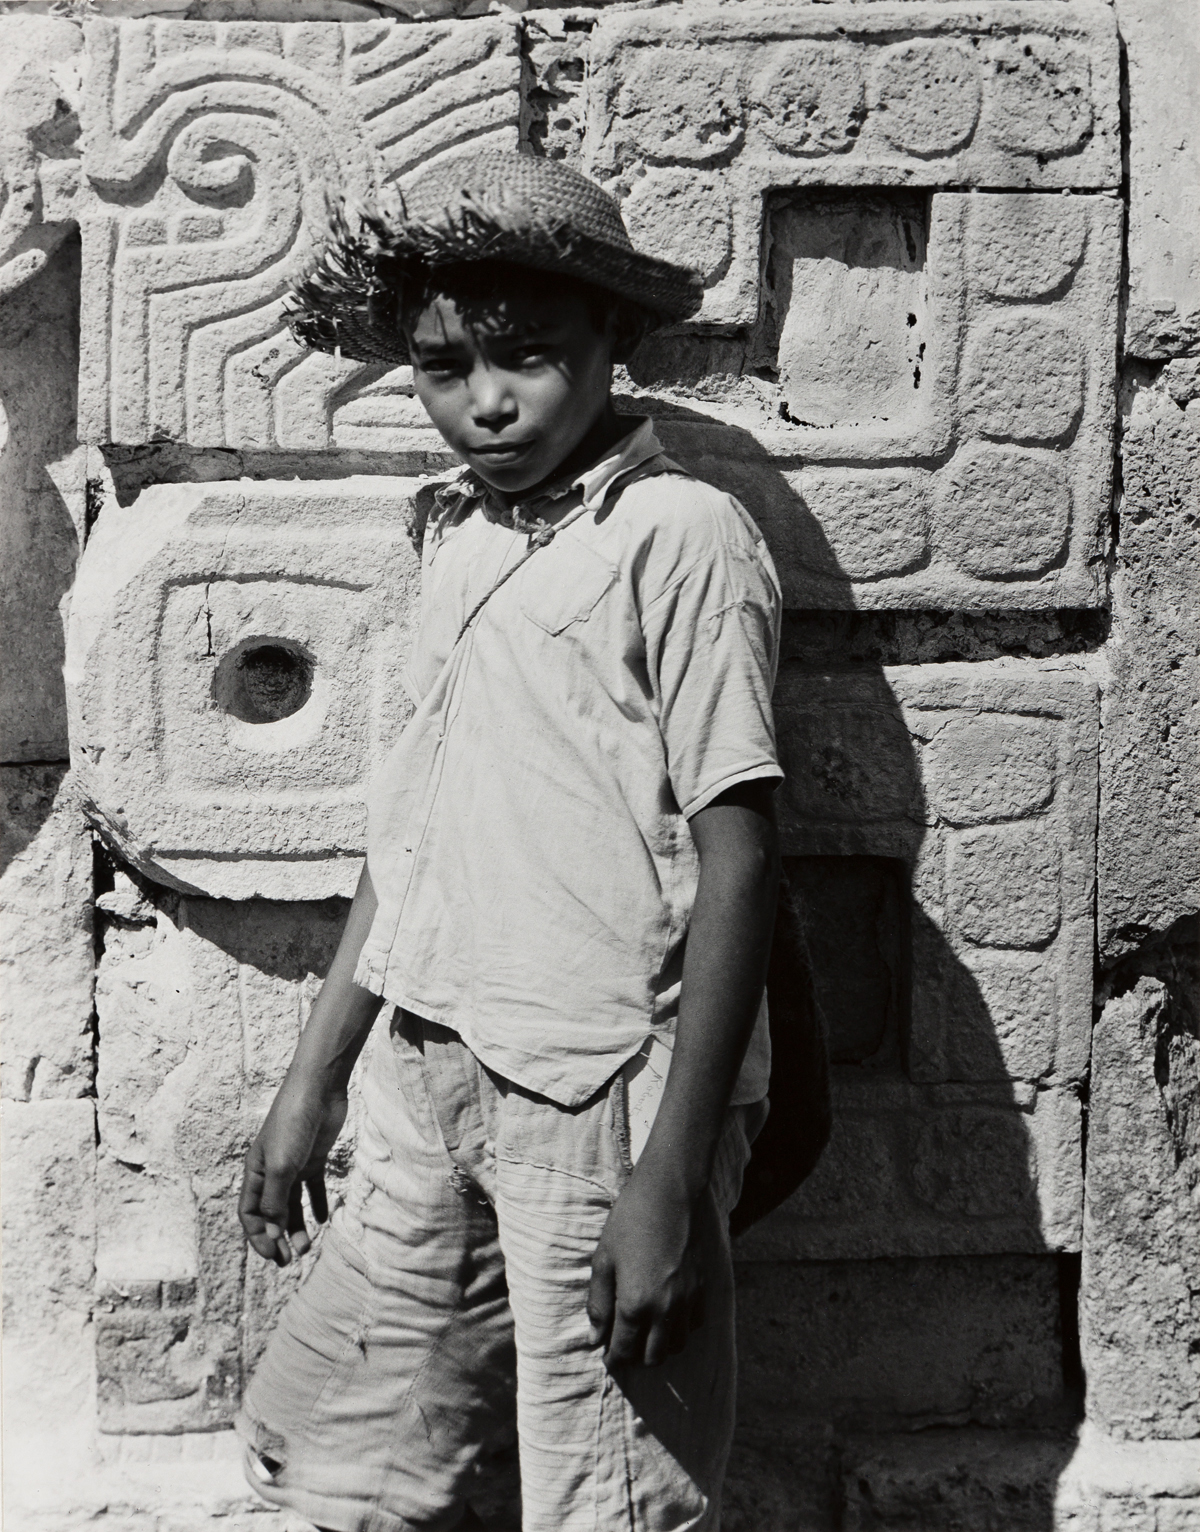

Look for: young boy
[236,151,784,1532]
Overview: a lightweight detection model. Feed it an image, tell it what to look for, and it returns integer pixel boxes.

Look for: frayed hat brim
[284,156,704,367]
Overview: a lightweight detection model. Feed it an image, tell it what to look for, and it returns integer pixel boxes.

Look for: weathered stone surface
[1119,0,1200,359]
[842,1429,1079,1532]
[0,764,94,1100]
[1099,400,1200,959]
[4,1425,289,1532]
[66,478,421,898]
[0,15,82,301]
[1,235,82,763]
[778,662,1096,1073]
[737,1255,1064,1431]
[1,1098,97,1439]
[740,1074,1080,1260]
[840,1425,1200,1532]
[78,15,521,449]
[646,188,1118,610]
[1081,980,1200,1441]
[586,5,1119,330]
[92,885,354,1431]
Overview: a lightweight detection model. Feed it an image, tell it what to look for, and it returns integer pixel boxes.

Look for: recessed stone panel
[967,194,1089,301]
[78,15,521,449]
[640,186,1118,610]
[868,39,982,158]
[784,469,930,583]
[923,715,1057,826]
[65,478,421,899]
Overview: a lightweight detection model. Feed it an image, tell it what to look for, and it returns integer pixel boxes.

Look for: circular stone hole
[212,639,314,724]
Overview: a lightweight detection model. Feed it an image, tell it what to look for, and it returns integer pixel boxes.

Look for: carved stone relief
[77,16,522,449]
[65,478,422,898]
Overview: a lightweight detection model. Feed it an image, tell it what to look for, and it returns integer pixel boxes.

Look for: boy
[236,151,784,1532]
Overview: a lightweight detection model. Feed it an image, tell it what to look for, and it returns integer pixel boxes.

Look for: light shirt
[355,420,784,1107]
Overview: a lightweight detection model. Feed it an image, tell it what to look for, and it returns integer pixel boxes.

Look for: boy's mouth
[469,441,535,466]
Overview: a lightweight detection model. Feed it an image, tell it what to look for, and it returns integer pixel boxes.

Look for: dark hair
[390,260,653,365]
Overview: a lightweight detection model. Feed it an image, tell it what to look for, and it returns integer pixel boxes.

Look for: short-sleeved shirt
[354,420,784,1107]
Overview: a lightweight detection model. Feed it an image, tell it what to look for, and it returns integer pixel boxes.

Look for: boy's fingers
[247,1232,280,1264]
[665,1303,691,1358]
[586,1260,615,1348]
[643,1316,671,1368]
[305,1172,329,1226]
[605,1309,645,1368]
[286,1185,310,1258]
[259,1166,294,1237]
[237,1151,267,1226]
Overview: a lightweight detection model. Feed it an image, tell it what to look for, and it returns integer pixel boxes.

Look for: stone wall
[0,1,1196,1528]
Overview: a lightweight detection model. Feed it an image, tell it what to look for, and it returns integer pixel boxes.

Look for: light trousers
[237,1010,760,1532]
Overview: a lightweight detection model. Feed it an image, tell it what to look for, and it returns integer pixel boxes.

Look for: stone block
[737,1256,1064,1431]
[78,15,521,448]
[736,660,1095,1258]
[1,1097,97,1323]
[96,1301,240,1435]
[739,1073,1079,1260]
[586,4,1119,331]
[1098,407,1200,959]
[66,477,421,899]
[647,187,1118,610]
[776,661,1096,1087]
[723,1420,838,1532]
[1119,0,1200,358]
[0,16,83,303]
[786,856,907,1068]
[0,764,94,1100]
[841,1429,1081,1532]
[93,884,357,1431]
[1081,980,1200,1440]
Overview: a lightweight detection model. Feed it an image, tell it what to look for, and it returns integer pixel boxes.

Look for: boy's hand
[238,1081,347,1267]
[586,1170,706,1368]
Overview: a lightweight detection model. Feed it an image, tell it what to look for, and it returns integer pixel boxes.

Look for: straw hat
[285,151,704,367]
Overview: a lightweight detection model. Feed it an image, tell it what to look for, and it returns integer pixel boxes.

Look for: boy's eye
[418,357,465,380]
[511,345,550,366]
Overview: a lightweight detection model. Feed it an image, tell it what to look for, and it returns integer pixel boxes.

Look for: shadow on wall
[0,233,82,777]
[655,410,1084,1531]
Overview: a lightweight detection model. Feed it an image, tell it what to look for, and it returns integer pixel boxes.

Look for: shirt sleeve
[640,482,784,819]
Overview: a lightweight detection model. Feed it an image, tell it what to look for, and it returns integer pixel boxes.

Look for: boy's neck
[490,401,630,509]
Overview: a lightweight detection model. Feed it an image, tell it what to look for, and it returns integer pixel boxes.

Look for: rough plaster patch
[1081,980,1200,1441]
[1119,0,1200,359]
[0,764,94,1100]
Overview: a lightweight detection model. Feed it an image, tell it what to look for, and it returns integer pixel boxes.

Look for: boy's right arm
[238,865,384,1266]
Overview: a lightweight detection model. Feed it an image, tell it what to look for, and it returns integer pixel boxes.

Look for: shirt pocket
[518,536,617,636]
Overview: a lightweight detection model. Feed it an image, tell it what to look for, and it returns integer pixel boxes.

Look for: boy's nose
[468,364,518,427]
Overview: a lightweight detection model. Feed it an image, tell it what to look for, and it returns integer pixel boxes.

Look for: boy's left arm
[587,776,780,1368]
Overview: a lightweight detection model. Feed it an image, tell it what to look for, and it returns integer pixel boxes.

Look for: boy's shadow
[643,405,1081,1529]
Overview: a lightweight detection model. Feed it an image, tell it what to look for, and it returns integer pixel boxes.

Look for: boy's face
[408,285,616,497]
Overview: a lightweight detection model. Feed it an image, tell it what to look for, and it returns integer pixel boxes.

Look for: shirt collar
[433,418,663,530]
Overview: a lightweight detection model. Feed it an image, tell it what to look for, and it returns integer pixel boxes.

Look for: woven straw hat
[285,151,704,367]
